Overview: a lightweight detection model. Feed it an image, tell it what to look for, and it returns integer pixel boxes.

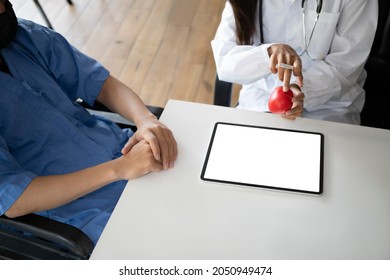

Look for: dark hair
[229,0,258,45]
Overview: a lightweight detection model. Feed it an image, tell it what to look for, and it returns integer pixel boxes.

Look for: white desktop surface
[91,100,390,260]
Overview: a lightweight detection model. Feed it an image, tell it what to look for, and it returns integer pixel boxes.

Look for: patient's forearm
[4,160,119,218]
[97,75,157,127]
[5,138,162,218]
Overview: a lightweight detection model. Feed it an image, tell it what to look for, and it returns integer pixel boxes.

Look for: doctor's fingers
[290,84,305,99]
[289,94,304,116]
[277,57,302,84]
[292,92,305,103]
[268,44,297,57]
[292,59,303,88]
[283,101,304,120]
[268,44,299,72]
[282,69,292,92]
[279,55,299,92]
[285,86,304,117]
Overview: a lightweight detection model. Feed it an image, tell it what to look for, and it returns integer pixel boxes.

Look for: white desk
[91,100,390,260]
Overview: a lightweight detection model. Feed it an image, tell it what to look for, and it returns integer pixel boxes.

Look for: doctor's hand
[282,84,305,120]
[121,117,178,170]
[268,44,303,92]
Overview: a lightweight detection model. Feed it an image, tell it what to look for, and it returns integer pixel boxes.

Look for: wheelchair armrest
[0,214,94,259]
[214,75,233,107]
[77,100,164,130]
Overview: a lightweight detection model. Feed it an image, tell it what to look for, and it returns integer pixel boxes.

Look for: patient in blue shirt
[0,0,177,245]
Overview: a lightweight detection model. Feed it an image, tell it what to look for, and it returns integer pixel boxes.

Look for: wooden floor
[12,0,227,108]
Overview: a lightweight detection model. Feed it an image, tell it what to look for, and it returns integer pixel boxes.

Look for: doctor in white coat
[212,0,378,124]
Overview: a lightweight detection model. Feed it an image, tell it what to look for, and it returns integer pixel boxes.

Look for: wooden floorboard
[12,0,227,108]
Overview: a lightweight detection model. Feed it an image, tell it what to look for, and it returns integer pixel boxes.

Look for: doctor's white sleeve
[300,0,378,110]
[211,1,272,85]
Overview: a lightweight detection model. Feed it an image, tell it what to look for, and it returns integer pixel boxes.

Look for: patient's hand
[121,118,178,170]
[115,140,163,180]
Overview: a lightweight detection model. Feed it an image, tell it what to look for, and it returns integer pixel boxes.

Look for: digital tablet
[201,122,324,194]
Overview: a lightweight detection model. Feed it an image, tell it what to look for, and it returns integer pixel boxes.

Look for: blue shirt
[0,19,133,244]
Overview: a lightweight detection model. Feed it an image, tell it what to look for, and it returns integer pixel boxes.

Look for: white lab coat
[211,0,378,124]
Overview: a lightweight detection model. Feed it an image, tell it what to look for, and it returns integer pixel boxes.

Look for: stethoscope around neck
[259,0,323,61]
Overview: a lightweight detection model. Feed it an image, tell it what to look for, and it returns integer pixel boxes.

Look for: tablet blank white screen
[202,123,323,194]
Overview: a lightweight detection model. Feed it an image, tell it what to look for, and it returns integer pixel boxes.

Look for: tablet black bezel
[200,122,324,195]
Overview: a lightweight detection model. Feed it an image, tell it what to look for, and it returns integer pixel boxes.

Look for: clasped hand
[122,117,178,170]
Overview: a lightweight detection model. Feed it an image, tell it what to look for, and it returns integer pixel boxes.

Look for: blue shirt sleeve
[0,135,37,215]
[23,20,109,106]
[48,32,109,106]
